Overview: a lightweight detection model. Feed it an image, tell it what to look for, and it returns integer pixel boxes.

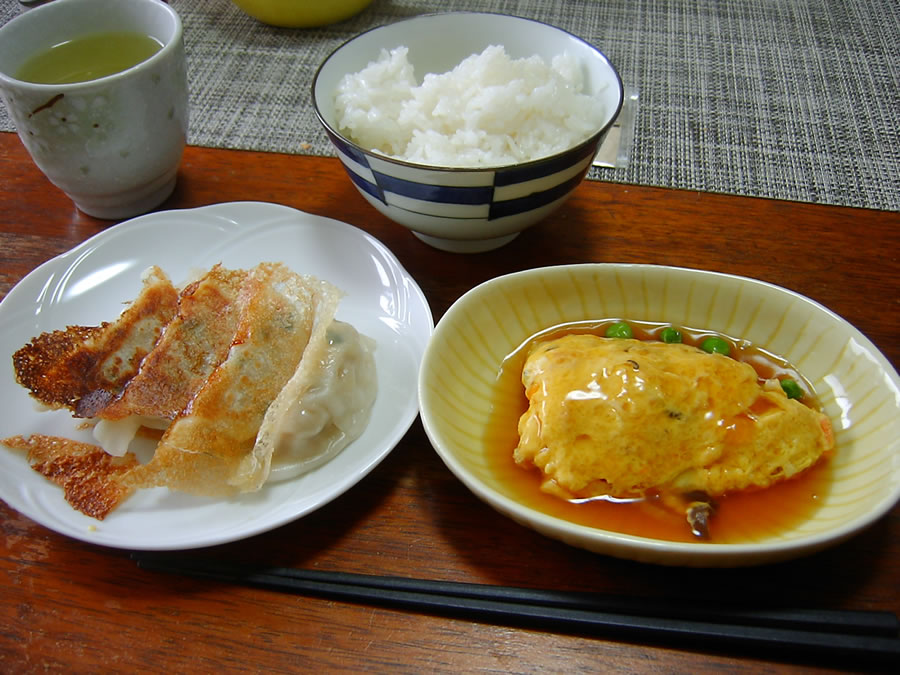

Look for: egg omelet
[514,334,834,526]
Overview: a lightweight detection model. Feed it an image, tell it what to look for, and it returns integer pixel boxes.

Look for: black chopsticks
[133,554,900,664]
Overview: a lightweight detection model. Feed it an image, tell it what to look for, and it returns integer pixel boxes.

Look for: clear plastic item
[593,85,639,169]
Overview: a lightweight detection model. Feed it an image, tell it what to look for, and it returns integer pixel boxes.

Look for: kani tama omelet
[513,333,834,537]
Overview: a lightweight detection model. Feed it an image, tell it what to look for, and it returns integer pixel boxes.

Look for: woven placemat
[3,0,898,211]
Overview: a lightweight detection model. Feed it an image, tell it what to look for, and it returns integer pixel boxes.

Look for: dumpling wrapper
[92,265,249,456]
[12,265,179,416]
[97,264,248,422]
[2,433,139,520]
[263,320,377,482]
[120,263,342,496]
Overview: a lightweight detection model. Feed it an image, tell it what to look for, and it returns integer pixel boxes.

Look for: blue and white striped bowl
[313,12,623,253]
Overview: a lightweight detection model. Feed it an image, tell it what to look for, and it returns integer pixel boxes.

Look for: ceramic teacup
[0,0,188,219]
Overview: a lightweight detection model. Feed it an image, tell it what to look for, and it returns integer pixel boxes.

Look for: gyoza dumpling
[260,320,377,482]
[120,263,342,496]
[97,264,248,420]
[92,264,249,455]
[12,266,178,416]
[5,262,380,519]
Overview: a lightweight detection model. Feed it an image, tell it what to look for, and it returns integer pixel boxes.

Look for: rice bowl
[334,45,608,168]
[312,12,624,253]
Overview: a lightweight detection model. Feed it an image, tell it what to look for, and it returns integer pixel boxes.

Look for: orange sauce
[484,320,833,544]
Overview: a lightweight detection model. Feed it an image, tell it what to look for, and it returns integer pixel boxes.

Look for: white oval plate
[0,202,434,550]
[419,264,900,566]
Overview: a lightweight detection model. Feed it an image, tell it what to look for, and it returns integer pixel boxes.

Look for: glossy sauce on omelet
[484,320,834,543]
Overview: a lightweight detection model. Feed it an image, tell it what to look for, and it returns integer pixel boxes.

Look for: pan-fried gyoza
[3,263,377,518]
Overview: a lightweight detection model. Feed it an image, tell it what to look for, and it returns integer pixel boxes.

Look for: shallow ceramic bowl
[312,12,623,253]
[231,0,373,27]
[418,264,900,567]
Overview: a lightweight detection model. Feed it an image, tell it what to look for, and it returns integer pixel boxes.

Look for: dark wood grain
[1,131,898,673]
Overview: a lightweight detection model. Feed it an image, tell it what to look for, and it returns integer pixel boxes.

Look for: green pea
[605,321,633,339]
[660,326,683,343]
[701,336,731,355]
[780,378,804,400]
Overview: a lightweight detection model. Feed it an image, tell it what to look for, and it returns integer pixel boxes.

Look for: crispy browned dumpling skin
[120,263,342,496]
[12,266,178,417]
[514,334,834,500]
[4,262,351,514]
[3,434,138,520]
[97,264,248,421]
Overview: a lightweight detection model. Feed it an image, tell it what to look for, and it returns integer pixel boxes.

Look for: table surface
[5,0,899,211]
[1,131,899,673]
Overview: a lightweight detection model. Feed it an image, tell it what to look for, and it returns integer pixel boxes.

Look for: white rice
[334,45,606,167]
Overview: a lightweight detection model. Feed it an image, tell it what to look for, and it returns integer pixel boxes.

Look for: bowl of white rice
[312,12,624,253]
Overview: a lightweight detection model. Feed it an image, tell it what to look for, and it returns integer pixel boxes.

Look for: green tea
[15,31,163,85]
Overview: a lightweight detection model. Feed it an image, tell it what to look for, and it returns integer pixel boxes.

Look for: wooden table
[2,131,898,673]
